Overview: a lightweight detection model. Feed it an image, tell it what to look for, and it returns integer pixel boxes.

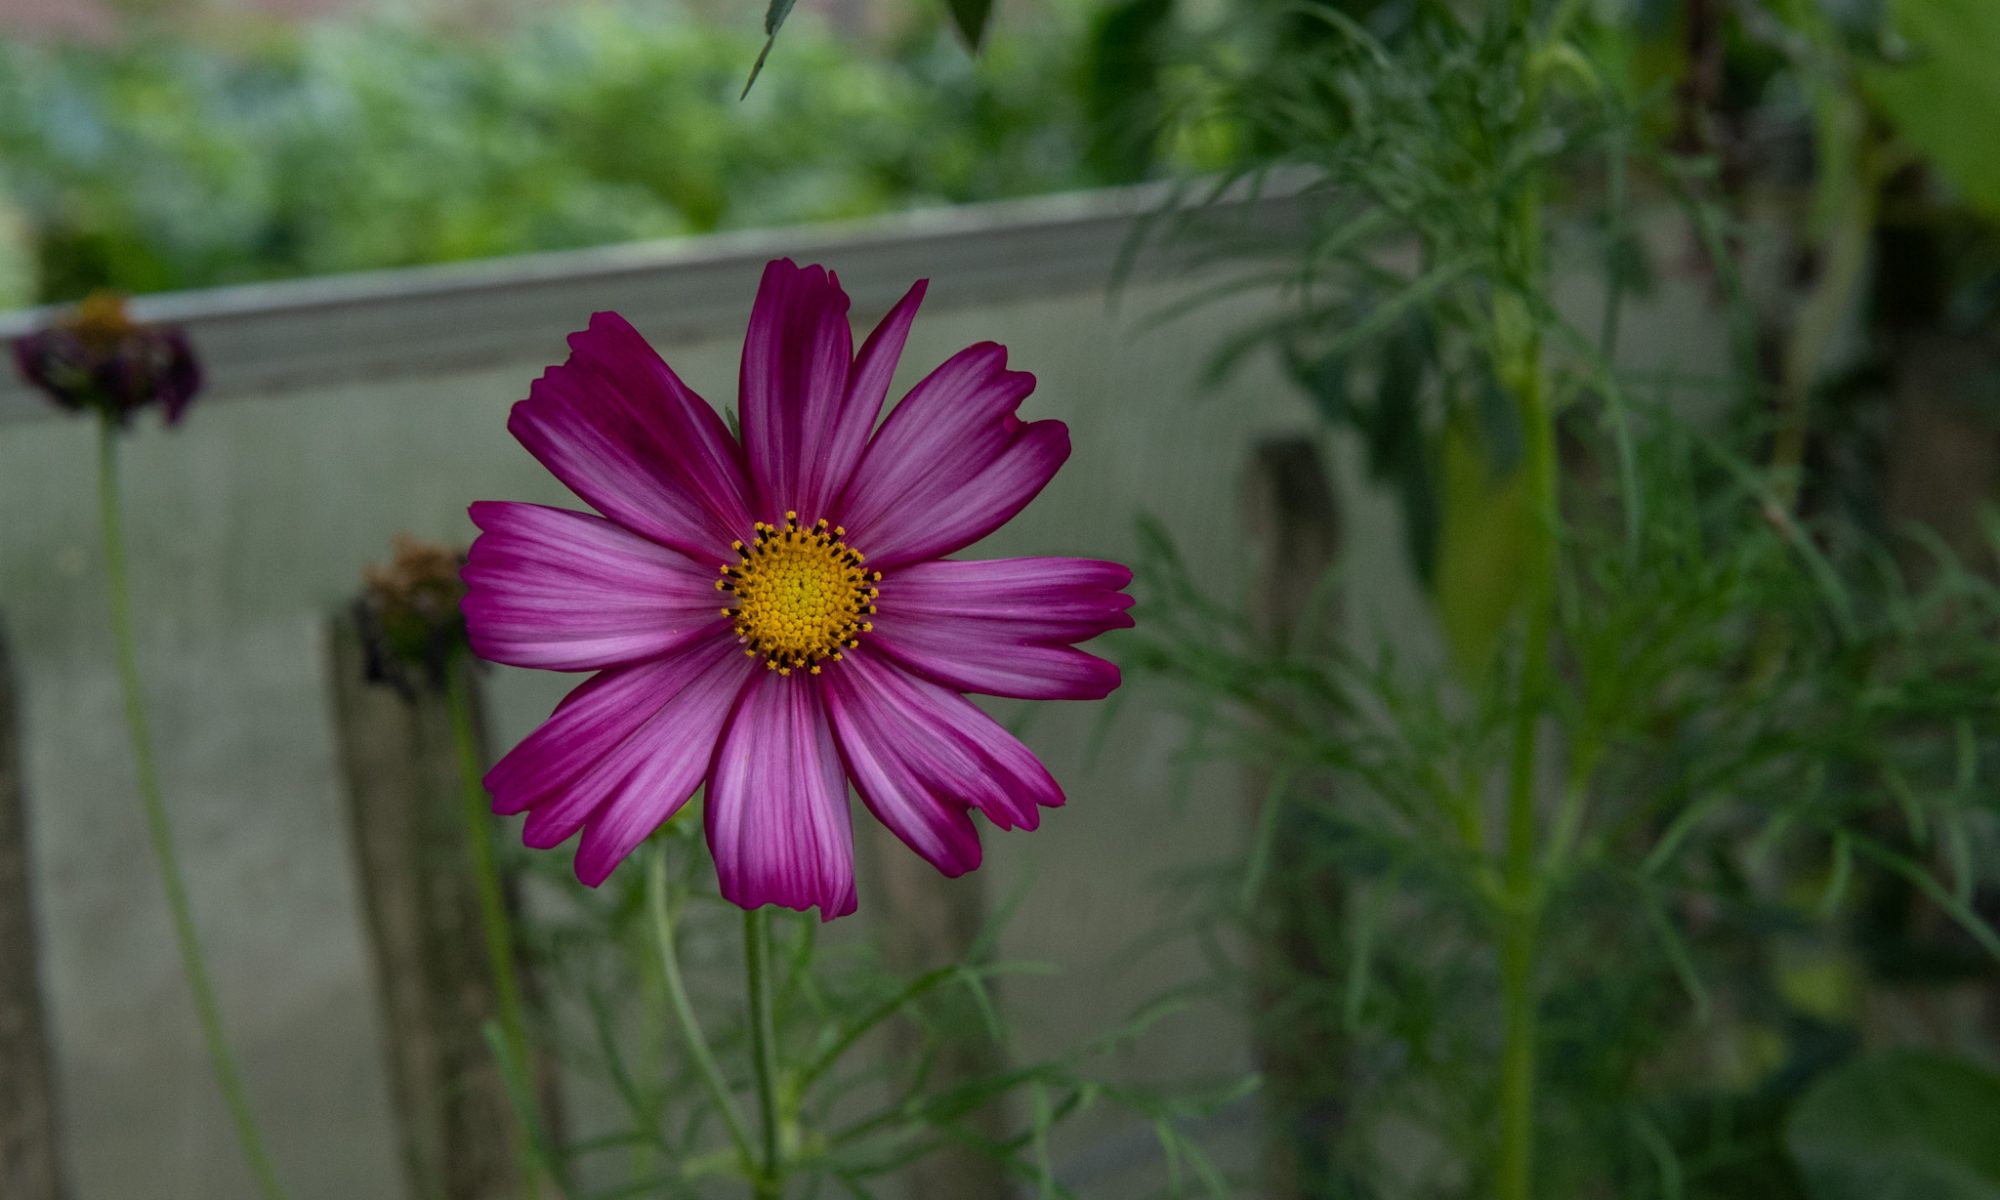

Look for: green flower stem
[1494,326,1554,1200]
[743,906,784,1200]
[1493,41,1560,1189]
[95,420,291,1200]
[644,843,757,1176]
[441,661,540,1200]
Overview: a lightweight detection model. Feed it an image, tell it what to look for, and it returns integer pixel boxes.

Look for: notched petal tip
[554,311,651,373]
[731,892,861,922]
[507,313,753,558]
[756,257,852,305]
[574,849,621,889]
[465,498,510,531]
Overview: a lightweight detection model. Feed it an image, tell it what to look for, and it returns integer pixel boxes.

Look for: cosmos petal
[877,557,1135,643]
[706,673,857,919]
[834,343,1068,567]
[509,312,751,559]
[868,608,1121,701]
[484,632,753,886]
[464,501,729,671]
[738,260,855,520]
[827,647,1063,842]
[816,277,927,515]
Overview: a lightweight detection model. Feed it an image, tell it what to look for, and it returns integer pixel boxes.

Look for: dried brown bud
[355,534,470,696]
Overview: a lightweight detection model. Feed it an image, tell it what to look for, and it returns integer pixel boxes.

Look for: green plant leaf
[1863,0,2000,218]
[944,0,995,49]
[741,0,799,98]
[1432,411,1532,684]
[1786,1051,2000,1200]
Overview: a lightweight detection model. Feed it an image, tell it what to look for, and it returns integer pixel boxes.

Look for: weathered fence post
[1882,334,2000,580]
[1875,333,2000,1049]
[1241,437,1345,1200]
[0,621,69,1200]
[861,830,1012,1200]
[328,614,541,1200]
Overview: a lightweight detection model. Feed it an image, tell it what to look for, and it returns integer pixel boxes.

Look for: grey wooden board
[1240,439,1347,1200]
[0,620,67,1200]
[327,618,528,1200]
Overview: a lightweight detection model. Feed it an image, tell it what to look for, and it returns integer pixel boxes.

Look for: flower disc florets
[718,511,880,675]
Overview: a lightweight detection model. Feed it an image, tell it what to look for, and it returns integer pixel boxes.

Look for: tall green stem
[1492,40,1560,1188]
[644,845,756,1175]
[1495,320,1555,1200]
[95,421,290,1200]
[744,907,784,1200]
[442,663,540,1200]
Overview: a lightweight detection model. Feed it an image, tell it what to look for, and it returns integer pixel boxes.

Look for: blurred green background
[0,0,1208,307]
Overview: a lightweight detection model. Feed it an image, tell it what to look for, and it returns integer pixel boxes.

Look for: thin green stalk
[744,906,784,1200]
[644,844,757,1173]
[442,662,540,1200]
[1495,335,1555,1200]
[1493,93,1559,1200]
[1495,895,1540,1200]
[1486,3,1585,1184]
[95,420,290,1200]
[632,921,669,1184]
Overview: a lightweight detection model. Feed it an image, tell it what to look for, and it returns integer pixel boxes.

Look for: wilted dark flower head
[11,292,202,426]
[356,534,471,698]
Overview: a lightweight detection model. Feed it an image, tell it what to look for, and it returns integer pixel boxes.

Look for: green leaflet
[1787,1051,2000,1200]
[945,0,996,49]
[1864,0,2000,218]
[1433,408,1533,687]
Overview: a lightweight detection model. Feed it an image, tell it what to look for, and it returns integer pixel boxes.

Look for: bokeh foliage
[1122,0,2000,1195]
[0,0,1153,307]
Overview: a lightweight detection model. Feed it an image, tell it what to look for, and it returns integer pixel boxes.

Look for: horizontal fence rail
[0,179,1302,422]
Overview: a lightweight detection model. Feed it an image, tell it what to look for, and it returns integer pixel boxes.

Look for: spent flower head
[357,534,471,698]
[11,292,201,426]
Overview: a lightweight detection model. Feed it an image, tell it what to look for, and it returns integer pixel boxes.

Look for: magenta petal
[706,674,857,919]
[738,260,857,520]
[827,647,1062,840]
[868,608,1122,701]
[824,693,981,878]
[484,634,753,885]
[463,501,730,671]
[834,344,1068,567]
[878,557,1135,643]
[824,278,926,503]
[509,313,751,560]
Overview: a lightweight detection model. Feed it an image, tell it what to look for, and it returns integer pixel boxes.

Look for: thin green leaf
[740,0,797,98]
[943,0,995,49]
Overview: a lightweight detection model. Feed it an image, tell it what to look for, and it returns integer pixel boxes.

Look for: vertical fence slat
[0,621,68,1200]
[1882,334,2000,579]
[1876,335,2000,1050]
[328,615,529,1200]
[1241,437,1345,1200]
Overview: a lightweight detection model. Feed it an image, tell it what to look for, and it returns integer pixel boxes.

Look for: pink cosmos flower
[463,260,1132,918]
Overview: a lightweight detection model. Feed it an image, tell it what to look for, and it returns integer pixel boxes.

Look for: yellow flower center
[74,290,140,346]
[717,512,880,676]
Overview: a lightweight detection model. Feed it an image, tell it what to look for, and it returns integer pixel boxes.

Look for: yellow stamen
[718,512,881,675]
